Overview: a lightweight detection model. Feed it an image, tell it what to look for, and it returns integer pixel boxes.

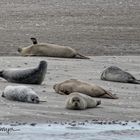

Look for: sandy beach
[0,1,140,139]
[0,0,140,56]
[0,56,140,124]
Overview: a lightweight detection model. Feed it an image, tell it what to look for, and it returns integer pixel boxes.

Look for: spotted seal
[53,79,118,99]
[0,60,47,84]
[101,66,140,84]
[2,85,46,103]
[18,37,89,59]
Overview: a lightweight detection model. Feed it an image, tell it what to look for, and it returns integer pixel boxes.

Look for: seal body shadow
[0,61,47,84]
[53,79,118,99]
[101,66,140,84]
[18,37,89,59]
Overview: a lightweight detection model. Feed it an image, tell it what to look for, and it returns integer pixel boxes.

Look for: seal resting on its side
[66,92,101,110]
[53,79,118,99]
[0,60,47,84]
[2,85,46,103]
[18,37,89,59]
[101,66,140,84]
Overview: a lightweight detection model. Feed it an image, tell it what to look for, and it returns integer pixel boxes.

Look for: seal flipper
[132,79,140,84]
[103,91,118,99]
[30,37,38,45]
[76,53,90,59]
[0,70,4,77]
[99,90,118,99]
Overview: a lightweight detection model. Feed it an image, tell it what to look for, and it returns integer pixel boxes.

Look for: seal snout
[30,96,40,104]
[97,100,101,106]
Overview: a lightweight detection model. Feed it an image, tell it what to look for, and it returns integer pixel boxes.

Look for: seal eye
[76,99,80,102]
[72,99,76,102]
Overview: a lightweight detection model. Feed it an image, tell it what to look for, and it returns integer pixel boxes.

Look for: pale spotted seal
[18,37,89,59]
[66,92,101,110]
[2,85,46,103]
[101,66,140,84]
[0,60,47,84]
[53,79,118,99]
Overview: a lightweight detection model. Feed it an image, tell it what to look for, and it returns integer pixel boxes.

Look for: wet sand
[0,122,140,140]
[0,0,140,56]
[0,56,140,124]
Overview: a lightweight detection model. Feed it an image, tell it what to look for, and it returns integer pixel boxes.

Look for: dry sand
[0,0,140,56]
[0,56,140,123]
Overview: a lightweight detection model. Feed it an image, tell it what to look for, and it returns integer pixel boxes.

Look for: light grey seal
[17,37,89,59]
[53,79,118,99]
[66,92,101,110]
[0,60,47,84]
[101,66,140,84]
[2,85,46,103]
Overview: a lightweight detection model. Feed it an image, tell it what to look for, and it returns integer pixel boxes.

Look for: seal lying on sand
[53,79,118,99]
[66,92,101,110]
[18,37,89,59]
[0,60,47,84]
[2,85,46,103]
[101,66,140,84]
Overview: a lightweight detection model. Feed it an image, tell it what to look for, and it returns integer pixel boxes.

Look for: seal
[17,37,89,59]
[101,66,140,84]
[53,79,118,99]
[0,60,47,84]
[66,92,101,110]
[2,85,46,103]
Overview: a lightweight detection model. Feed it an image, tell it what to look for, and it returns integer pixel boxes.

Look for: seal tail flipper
[76,53,90,59]
[133,79,140,84]
[101,90,118,99]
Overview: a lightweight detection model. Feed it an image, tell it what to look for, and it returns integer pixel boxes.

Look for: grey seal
[18,37,89,59]
[53,79,118,99]
[66,92,101,110]
[2,85,46,103]
[0,60,47,84]
[101,66,140,84]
